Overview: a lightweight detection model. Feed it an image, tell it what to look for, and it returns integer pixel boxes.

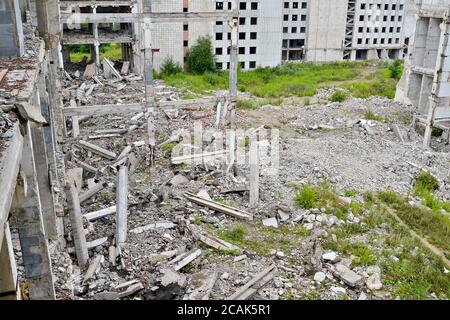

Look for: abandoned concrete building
[57,0,416,72]
[1,0,450,302]
[396,0,450,147]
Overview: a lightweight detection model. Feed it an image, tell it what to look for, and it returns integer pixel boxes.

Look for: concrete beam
[0,223,19,300]
[16,122,55,300]
[30,124,58,240]
[62,98,218,116]
[0,123,23,246]
[60,11,238,24]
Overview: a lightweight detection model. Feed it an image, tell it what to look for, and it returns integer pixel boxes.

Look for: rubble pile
[9,59,450,300]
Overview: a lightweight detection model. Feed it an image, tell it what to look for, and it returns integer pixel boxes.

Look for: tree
[186,36,216,73]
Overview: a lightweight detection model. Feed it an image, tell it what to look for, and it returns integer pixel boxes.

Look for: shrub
[186,36,216,73]
[160,57,182,76]
[294,184,320,209]
[329,90,348,102]
[388,59,404,80]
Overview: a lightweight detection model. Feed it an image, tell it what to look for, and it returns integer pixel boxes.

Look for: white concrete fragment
[262,217,278,228]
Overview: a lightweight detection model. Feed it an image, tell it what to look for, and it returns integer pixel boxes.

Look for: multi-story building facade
[58,0,416,73]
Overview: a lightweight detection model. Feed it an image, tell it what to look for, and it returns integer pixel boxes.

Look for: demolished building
[396,0,450,146]
[1,0,450,302]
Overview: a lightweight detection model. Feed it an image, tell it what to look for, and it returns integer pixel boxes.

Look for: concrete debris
[197,189,212,201]
[130,222,176,234]
[13,25,448,302]
[160,268,187,287]
[233,255,247,263]
[198,234,242,252]
[331,264,364,287]
[226,265,276,300]
[169,249,202,271]
[185,192,253,221]
[313,272,326,283]
[322,251,340,263]
[184,270,218,300]
[169,174,189,186]
[262,217,278,228]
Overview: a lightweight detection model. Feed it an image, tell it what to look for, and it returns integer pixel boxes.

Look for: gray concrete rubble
[1,0,450,302]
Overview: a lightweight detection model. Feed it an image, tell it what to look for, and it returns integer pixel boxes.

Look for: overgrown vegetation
[364,110,388,122]
[294,184,320,209]
[388,59,404,80]
[69,44,122,62]
[157,60,402,102]
[329,90,348,102]
[160,57,183,76]
[185,36,216,73]
[377,190,450,256]
[413,171,439,197]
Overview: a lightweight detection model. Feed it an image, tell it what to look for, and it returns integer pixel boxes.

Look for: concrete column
[92,6,100,66]
[229,17,238,176]
[0,223,20,300]
[16,122,55,300]
[30,123,58,240]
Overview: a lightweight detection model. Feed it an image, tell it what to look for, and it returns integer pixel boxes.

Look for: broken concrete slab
[262,217,278,228]
[322,251,340,263]
[197,189,212,201]
[83,63,97,79]
[198,234,242,252]
[160,268,187,287]
[169,174,189,186]
[331,264,364,287]
[184,270,218,300]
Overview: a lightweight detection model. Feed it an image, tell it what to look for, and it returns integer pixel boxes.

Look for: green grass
[217,222,311,256]
[413,171,439,197]
[324,187,449,299]
[157,61,400,102]
[70,44,123,62]
[329,90,348,102]
[294,184,320,209]
[377,190,450,256]
[364,110,388,122]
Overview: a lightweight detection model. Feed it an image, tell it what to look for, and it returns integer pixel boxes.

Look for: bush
[160,57,182,76]
[388,59,404,80]
[329,90,348,102]
[186,36,216,73]
[294,184,320,209]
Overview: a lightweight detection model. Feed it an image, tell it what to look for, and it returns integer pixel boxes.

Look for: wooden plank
[185,192,253,221]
